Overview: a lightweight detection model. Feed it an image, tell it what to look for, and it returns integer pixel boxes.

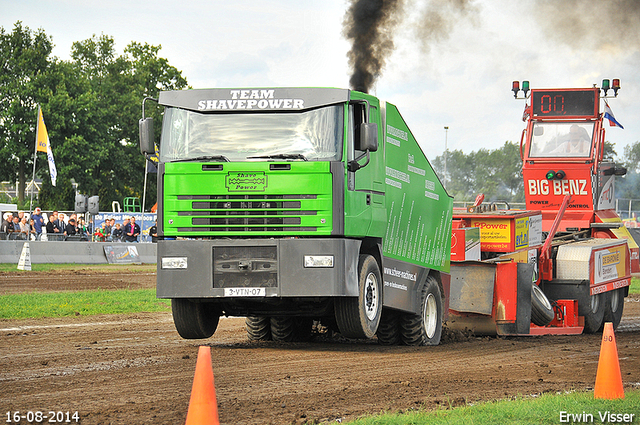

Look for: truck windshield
[159,105,344,162]
[528,122,594,158]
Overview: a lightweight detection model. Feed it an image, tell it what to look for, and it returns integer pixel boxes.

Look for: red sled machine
[447,80,637,336]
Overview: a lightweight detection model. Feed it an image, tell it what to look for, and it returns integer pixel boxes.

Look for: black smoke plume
[343,0,404,93]
[532,0,640,49]
[414,0,478,54]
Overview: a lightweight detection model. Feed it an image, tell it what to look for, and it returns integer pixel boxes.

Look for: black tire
[603,288,625,330]
[376,308,401,346]
[171,298,220,339]
[531,284,555,326]
[270,316,313,342]
[246,316,272,341]
[400,276,443,346]
[580,291,605,334]
[335,254,383,339]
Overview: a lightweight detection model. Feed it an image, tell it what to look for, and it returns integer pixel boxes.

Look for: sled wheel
[603,288,625,330]
[531,284,554,326]
[580,289,605,334]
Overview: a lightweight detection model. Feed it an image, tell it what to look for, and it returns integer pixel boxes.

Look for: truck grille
[176,194,319,232]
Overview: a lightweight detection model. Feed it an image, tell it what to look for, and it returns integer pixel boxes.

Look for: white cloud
[2,0,639,161]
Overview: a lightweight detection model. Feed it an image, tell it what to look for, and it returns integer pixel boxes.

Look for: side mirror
[359,123,378,152]
[139,118,155,155]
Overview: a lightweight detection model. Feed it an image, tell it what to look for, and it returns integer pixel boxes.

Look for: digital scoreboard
[531,89,598,118]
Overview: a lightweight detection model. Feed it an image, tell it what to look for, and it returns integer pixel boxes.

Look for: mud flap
[495,262,533,335]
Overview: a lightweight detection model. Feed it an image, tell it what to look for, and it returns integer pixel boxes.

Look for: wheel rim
[590,293,600,314]
[364,272,379,321]
[611,290,620,313]
[423,293,438,339]
[534,285,552,310]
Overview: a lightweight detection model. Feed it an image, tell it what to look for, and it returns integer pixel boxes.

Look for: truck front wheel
[335,254,382,339]
[401,276,443,346]
[171,299,220,339]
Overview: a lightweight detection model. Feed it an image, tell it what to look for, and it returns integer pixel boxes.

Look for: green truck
[139,87,453,345]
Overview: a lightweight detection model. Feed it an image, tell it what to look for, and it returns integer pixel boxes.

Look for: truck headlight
[304,255,334,268]
[162,257,188,269]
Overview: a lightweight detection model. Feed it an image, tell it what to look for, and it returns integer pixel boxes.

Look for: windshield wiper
[173,155,230,163]
[246,154,308,161]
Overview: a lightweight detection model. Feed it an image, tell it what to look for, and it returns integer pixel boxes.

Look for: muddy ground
[1,268,639,425]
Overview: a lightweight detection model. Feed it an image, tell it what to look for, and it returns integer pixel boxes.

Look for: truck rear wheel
[400,276,443,346]
[246,316,272,341]
[531,284,555,326]
[270,316,313,342]
[603,288,625,330]
[376,309,401,345]
[335,254,382,339]
[171,299,220,339]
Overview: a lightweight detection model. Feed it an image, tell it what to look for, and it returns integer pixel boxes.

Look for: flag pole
[29,105,41,215]
[141,157,148,242]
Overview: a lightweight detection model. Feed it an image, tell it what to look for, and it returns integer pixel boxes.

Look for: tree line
[0,21,187,211]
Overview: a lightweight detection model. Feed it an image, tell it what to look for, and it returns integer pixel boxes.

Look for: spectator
[94,222,108,242]
[104,218,113,237]
[78,217,90,240]
[55,213,66,233]
[1,213,12,239]
[64,218,78,237]
[112,223,124,242]
[10,216,23,240]
[124,216,140,242]
[149,219,158,243]
[85,217,94,240]
[46,211,60,235]
[32,208,44,239]
[27,217,37,240]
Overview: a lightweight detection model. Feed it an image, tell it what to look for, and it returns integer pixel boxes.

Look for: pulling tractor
[446,80,638,336]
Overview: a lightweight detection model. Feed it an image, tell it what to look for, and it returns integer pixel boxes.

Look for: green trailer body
[141,87,453,344]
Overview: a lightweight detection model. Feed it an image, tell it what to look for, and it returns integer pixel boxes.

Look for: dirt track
[1,269,639,425]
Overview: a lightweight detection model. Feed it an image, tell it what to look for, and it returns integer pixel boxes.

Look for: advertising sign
[382,103,453,272]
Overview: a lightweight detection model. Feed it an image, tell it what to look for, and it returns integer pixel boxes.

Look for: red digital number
[539,95,565,114]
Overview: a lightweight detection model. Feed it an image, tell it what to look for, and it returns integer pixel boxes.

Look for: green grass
[0,289,170,319]
[346,390,640,424]
[630,277,640,295]
[0,263,156,273]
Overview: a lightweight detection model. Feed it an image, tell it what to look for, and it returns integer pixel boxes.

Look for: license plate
[223,287,266,297]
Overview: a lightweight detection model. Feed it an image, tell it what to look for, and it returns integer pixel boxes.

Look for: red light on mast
[612,78,621,96]
[512,81,520,98]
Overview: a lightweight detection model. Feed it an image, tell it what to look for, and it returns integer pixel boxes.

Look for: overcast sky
[3,0,639,161]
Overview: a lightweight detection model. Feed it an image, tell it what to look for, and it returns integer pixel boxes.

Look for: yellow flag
[36,108,49,153]
[35,106,57,186]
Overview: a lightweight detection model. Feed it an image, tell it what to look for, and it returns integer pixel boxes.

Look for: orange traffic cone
[594,322,624,399]
[185,346,220,425]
